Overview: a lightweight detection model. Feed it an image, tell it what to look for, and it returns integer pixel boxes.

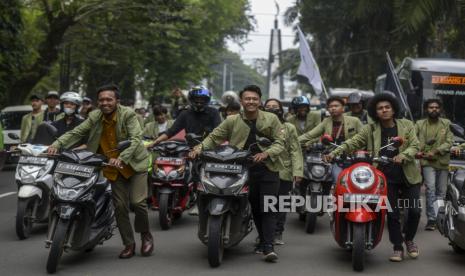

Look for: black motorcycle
[45,141,130,273]
[437,150,465,254]
[192,136,271,267]
[298,143,332,233]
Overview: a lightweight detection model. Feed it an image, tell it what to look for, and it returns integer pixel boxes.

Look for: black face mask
[428,111,440,119]
[266,108,283,120]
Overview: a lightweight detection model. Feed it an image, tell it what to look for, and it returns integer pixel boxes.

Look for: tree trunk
[8,13,75,104]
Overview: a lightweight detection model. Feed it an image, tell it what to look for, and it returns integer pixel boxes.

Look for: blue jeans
[422,166,448,221]
[331,164,343,185]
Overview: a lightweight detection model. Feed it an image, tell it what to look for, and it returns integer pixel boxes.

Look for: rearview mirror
[186,133,202,147]
[391,136,403,148]
[320,134,333,146]
[117,140,131,151]
[257,137,272,147]
[450,123,465,139]
[8,133,19,140]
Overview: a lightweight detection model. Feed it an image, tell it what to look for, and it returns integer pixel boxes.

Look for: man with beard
[325,92,421,262]
[415,99,453,231]
[287,96,321,135]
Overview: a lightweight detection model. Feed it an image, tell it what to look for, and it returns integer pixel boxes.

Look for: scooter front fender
[18,185,42,199]
[208,198,230,216]
[345,208,377,223]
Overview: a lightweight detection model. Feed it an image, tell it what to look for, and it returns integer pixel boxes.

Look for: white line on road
[0,192,16,199]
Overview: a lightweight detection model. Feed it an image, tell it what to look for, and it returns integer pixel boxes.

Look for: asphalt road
[0,169,464,276]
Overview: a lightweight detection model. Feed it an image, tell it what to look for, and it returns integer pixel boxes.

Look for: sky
[227,0,297,64]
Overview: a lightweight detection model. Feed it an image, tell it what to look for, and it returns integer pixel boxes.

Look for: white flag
[297,26,323,95]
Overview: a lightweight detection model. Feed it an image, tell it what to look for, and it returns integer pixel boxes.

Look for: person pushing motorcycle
[324,92,422,262]
[189,85,286,262]
[48,84,154,259]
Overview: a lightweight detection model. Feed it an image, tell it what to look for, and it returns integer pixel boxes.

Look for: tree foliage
[0,0,253,106]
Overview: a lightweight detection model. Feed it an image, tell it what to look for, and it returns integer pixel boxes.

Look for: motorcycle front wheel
[207,215,224,268]
[158,193,173,230]
[352,223,366,272]
[16,197,35,240]
[46,219,70,274]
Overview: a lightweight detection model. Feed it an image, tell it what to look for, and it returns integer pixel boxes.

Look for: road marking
[0,192,16,199]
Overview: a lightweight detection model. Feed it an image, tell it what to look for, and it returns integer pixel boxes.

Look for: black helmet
[347,92,363,104]
[188,86,211,112]
[291,96,310,110]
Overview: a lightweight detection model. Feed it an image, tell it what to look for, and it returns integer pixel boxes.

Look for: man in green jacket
[345,91,373,124]
[415,99,453,231]
[287,96,322,135]
[20,94,44,143]
[190,85,286,262]
[48,84,153,259]
[326,92,421,262]
[264,98,303,245]
[299,96,363,182]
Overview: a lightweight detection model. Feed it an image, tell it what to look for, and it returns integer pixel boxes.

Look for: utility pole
[265,2,284,99]
[230,70,233,91]
[222,63,228,93]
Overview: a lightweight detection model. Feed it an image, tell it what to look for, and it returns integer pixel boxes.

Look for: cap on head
[46,91,60,99]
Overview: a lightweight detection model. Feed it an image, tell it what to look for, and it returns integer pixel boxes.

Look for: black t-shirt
[332,121,345,145]
[379,125,404,184]
[165,106,221,138]
[43,109,62,122]
[51,115,85,137]
[243,119,261,155]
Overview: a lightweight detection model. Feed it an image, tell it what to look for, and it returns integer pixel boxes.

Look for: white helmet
[60,91,82,106]
[221,91,239,106]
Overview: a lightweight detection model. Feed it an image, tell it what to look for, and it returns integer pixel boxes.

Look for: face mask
[64,107,75,115]
[266,108,283,119]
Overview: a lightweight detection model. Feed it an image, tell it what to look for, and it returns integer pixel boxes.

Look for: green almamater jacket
[20,111,44,143]
[332,119,422,185]
[279,122,304,181]
[51,105,149,172]
[287,111,322,136]
[345,110,373,124]
[415,118,453,170]
[143,120,174,139]
[198,110,286,172]
[298,115,363,146]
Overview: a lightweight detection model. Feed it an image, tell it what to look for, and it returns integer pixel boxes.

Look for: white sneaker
[188,205,199,216]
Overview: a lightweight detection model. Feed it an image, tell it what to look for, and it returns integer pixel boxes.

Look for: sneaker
[273,233,284,245]
[389,250,404,262]
[188,205,199,216]
[263,245,278,262]
[425,220,436,231]
[254,244,264,254]
[405,240,419,258]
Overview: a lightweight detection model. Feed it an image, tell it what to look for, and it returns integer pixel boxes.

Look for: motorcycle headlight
[53,174,97,200]
[156,169,166,179]
[349,166,375,190]
[311,165,326,178]
[167,170,179,180]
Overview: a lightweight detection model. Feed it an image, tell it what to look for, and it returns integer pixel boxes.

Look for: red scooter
[322,134,403,271]
[150,140,195,230]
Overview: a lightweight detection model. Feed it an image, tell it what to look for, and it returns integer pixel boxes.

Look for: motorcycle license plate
[343,194,380,204]
[205,163,242,174]
[18,156,48,165]
[55,162,94,178]
[155,157,184,165]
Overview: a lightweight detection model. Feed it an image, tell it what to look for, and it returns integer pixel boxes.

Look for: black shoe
[254,244,264,254]
[425,220,436,231]
[263,245,278,262]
